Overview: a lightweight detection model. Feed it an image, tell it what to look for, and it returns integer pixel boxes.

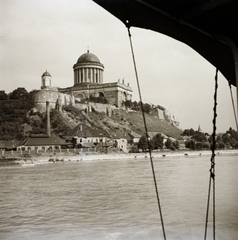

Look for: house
[17,134,67,151]
[0,140,21,151]
[70,124,111,148]
[112,130,130,151]
[147,132,175,144]
[128,131,141,144]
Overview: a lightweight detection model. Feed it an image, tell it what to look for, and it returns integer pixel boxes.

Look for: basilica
[33,50,132,112]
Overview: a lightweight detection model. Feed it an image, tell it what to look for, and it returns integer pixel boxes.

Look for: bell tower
[41,70,52,89]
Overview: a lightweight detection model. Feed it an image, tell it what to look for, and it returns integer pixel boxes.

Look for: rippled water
[0,154,237,240]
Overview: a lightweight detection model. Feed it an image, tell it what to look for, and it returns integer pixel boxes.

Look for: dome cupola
[73,50,104,86]
[41,70,52,89]
[41,70,51,77]
[77,50,101,64]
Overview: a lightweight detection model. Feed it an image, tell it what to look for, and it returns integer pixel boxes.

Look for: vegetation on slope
[2,88,237,150]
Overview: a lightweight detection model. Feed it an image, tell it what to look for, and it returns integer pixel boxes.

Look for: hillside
[0,97,182,140]
[50,105,182,139]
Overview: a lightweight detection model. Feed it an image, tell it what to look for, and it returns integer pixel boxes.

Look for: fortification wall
[32,89,74,112]
[74,102,116,117]
[157,109,165,120]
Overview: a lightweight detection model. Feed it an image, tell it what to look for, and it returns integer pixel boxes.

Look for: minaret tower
[41,70,52,89]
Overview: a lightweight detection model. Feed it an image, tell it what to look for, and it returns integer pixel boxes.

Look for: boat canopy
[93,0,238,87]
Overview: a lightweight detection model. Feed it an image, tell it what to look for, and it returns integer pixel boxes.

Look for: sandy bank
[5,149,236,166]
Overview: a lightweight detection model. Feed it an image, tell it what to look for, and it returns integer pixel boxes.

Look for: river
[0,154,237,240]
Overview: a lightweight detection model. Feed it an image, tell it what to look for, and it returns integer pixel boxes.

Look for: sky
[0,0,237,134]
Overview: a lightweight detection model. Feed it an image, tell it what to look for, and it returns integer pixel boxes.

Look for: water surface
[0,154,237,239]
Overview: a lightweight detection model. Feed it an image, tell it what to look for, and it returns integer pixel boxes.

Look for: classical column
[74,71,76,85]
[96,69,99,83]
[86,68,88,82]
[82,68,85,83]
[92,68,94,83]
[90,68,92,83]
[94,68,97,83]
[101,69,103,83]
[79,69,81,83]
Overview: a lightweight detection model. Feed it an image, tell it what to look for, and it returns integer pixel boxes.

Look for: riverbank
[1,149,237,166]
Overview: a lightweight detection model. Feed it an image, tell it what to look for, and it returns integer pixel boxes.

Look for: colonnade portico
[73,50,104,86]
[74,67,103,84]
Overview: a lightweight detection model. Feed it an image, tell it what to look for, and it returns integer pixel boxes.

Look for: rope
[228,80,238,130]
[126,22,166,240]
[204,68,218,240]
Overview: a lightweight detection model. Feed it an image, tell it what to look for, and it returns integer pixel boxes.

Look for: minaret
[46,101,51,136]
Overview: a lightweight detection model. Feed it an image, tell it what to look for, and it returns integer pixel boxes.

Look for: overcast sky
[1,0,237,133]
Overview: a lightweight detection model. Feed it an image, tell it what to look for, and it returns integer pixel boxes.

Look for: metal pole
[217,36,238,130]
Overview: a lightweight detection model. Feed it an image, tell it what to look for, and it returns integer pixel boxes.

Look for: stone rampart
[32,89,74,112]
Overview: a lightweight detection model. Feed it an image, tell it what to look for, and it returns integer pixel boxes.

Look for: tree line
[133,127,238,152]
[122,100,165,114]
[0,88,43,140]
[183,127,238,150]
[130,133,179,152]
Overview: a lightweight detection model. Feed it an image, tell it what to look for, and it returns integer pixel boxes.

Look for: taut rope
[126,21,166,240]
[228,80,238,130]
[204,68,218,240]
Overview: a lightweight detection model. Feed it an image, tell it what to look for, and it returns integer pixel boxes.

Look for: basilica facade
[59,50,132,107]
[33,51,133,111]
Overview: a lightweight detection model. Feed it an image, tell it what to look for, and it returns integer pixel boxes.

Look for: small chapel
[32,50,132,112]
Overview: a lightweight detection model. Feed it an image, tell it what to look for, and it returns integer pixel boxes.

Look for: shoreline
[1,149,237,166]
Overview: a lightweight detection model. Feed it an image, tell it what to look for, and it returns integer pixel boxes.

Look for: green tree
[185,139,196,150]
[122,100,132,109]
[192,131,207,142]
[153,133,164,150]
[143,103,152,114]
[165,138,172,149]
[138,135,148,152]
[9,87,28,100]
[0,90,8,100]
[182,128,195,136]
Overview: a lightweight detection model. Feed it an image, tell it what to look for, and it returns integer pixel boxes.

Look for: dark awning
[93,0,238,87]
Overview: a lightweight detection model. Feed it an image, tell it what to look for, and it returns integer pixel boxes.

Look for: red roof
[70,124,110,138]
[22,135,66,146]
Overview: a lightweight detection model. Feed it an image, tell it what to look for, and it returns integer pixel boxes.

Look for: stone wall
[157,109,165,120]
[75,102,116,117]
[32,89,74,112]
[157,108,180,127]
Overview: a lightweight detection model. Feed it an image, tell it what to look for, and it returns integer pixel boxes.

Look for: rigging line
[126,22,166,240]
[228,80,238,130]
[204,68,218,240]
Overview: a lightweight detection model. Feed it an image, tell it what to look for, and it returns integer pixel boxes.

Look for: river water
[0,154,237,240]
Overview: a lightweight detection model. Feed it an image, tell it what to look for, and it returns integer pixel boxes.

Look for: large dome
[77,51,100,64]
